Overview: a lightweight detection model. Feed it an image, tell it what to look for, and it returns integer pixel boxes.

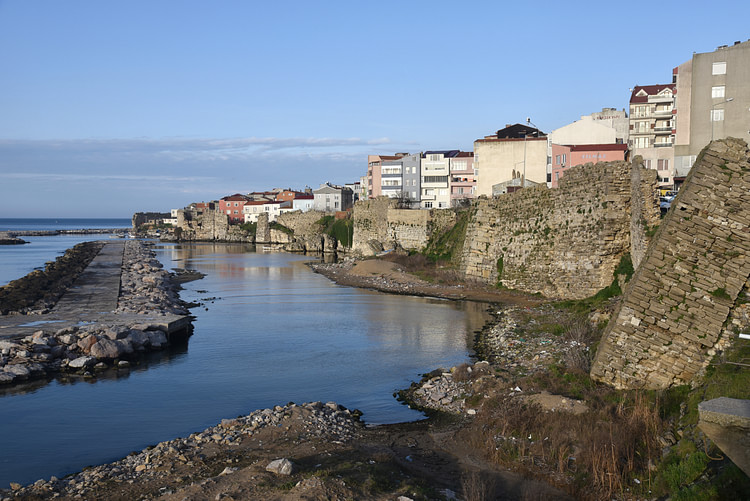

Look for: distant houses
[155,39,750,227]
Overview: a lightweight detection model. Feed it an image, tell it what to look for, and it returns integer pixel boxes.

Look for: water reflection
[0,340,190,398]
[0,243,489,488]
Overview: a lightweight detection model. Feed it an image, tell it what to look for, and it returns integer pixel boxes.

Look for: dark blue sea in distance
[0,218,130,286]
[0,218,130,232]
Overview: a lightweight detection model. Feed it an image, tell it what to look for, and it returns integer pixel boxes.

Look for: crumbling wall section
[591,138,750,389]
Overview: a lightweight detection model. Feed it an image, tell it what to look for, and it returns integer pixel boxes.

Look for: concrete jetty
[0,241,190,340]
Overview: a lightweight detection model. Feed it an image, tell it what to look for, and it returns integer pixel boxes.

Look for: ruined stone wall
[176,209,250,242]
[351,198,459,256]
[132,212,170,230]
[591,139,750,389]
[459,161,659,299]
[386,209,432,250]
[630,158,661,269]
[276,210,327,252]
[352,197,394,255]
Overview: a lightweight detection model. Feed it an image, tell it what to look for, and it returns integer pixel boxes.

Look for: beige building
[674,40,750,181]
[474,124,547,197]
[628,84,676,187]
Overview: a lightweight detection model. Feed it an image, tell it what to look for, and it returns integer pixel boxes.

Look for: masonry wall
[276,210,327,252]
[591,138,750,389]
[176,209,251,242]
[352,197,395,255]
[459,160,660,299]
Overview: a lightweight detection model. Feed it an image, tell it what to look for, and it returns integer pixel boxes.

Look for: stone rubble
[0,241,191,386]
[3,401,361,499]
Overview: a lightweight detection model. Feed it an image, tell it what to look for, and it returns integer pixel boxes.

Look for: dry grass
[467,390,663,500]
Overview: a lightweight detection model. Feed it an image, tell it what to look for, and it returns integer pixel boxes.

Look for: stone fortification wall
[459,160,659,299]
[630,158,660,269]
[386,209,432,251]
[176,209,250,242]
[276,210,327,252]
[132,212,170,230]
[592,138,750,389]
[352,198,394,255]
[351,198,459,256]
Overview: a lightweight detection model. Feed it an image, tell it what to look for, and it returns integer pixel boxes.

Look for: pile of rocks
[404,362,492,415]
[5,401,361,498]
[115,241,188,316]
[0,323,170,384]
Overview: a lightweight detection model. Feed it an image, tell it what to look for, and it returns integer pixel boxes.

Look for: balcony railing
[654,127,672,134]
[654,109,673,116]
[654,142,673,148]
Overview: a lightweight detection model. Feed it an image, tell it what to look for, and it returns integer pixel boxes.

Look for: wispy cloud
[0,172,217,183]
[0,136,398,157]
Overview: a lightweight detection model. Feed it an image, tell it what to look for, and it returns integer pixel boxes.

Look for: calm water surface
[0,219,131,286]
[0,242,489,487]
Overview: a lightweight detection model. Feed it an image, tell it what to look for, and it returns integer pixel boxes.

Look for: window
[634,120,649,133]
[226,210,231,215]
[424,201,433,208]
[657,159,669,171]
[412,191,416,199]
[712,62,726,75]
[711,86,725,98]
[555,155,561,165]
[439,189,447,196]
[711,109,725,121]
[634,137,649,149]
[428,154,442,161]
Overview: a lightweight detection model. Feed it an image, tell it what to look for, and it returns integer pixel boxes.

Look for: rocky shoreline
[0,241,193,386]
[4,401,363,500]
[1,252,587,500]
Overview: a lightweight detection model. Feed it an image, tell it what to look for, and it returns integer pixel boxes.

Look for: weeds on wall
[422,209,470,263]
[316,215,354,248]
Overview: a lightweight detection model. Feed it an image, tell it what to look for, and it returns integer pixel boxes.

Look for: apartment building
[420,150,456,209]
[673,39,750,184]
[449,151,475,207]
[628,84,676,187]
[366,154,404,198]
[313,183,354,212]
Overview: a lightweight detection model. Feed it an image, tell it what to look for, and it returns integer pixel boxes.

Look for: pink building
[219,194,252,224]
[449,151,476,206]
[550,143,627,187]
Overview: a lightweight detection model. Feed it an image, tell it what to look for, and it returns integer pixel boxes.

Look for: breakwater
[0,241,192,386]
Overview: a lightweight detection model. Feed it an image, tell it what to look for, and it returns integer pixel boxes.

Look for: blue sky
[1,0,748,217]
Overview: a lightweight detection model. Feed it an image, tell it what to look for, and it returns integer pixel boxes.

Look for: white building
[243,200,291,223]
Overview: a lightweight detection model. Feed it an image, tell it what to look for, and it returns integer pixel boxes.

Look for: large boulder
[89,339,123,359]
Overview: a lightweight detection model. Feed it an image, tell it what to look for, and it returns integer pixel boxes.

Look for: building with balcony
[629,84,676,187]
[474,124,547,196]
[420,150,457,209]
[673,40,750,185]
[366,154,406,198]
[449,151,475,207]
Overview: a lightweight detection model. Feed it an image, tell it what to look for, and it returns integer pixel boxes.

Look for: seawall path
[0,240,192,385]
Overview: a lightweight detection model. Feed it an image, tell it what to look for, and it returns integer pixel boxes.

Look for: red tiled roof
[456,151,474,157]
[630,84,675,104]
[221,194,250,201]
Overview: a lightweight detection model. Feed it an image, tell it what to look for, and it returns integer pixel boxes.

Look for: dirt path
[311,259,543,306]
